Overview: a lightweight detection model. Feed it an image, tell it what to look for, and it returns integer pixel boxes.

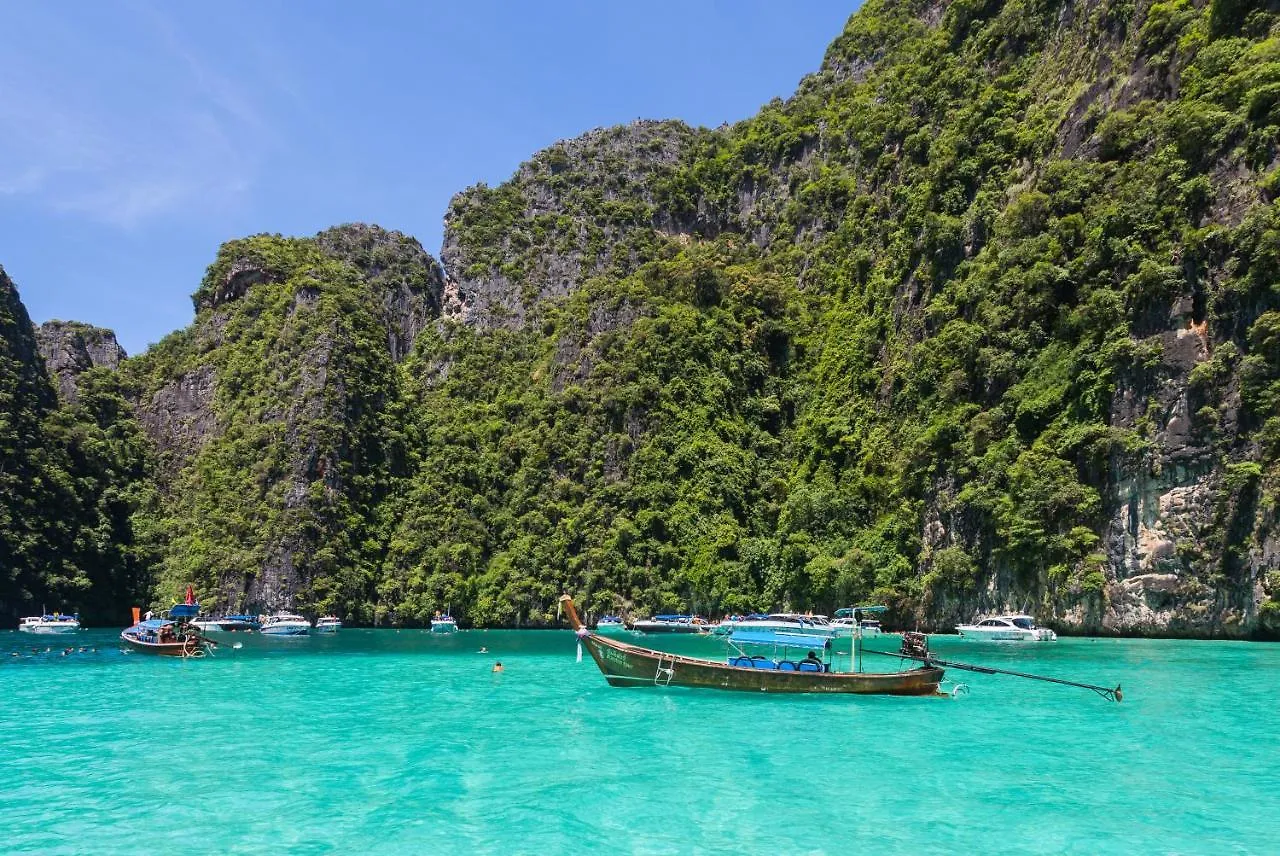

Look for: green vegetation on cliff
[0,270,153,623]
[4,0,1280,634]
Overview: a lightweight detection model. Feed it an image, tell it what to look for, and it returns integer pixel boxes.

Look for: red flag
[185,585,194,605]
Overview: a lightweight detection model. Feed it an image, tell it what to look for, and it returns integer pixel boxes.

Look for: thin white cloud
[0,2,286,228]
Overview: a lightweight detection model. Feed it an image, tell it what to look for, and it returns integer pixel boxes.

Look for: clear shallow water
[2,629,1276,855]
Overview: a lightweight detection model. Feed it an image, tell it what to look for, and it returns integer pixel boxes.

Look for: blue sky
[1,1,856,354]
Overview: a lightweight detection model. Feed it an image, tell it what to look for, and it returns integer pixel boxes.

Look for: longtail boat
[120,598,220,658]
[559,595,943,696]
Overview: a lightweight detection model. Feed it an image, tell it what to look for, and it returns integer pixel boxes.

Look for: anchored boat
[261,613,311,636]
[19,612,80,634]
[430,613,458,634]
[595,615,628,635]
[831,605,888,637]
[956,614,1057,642]
[628,614,713,634]
[191,614,260,633]
[121,602,211,657]
[560,595,943,696]
[314,616,342,633]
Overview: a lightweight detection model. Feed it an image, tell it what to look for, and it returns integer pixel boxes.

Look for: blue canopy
[652,614,694,622]
[134,619,174,629]
[224,615,257,622]
[169,603,199,618]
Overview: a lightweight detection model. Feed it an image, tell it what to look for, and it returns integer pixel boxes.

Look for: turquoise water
[2,630,1277,854]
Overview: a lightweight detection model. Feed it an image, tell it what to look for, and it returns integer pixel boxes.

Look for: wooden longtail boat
[560,595,943,696]
[120,600,215,657]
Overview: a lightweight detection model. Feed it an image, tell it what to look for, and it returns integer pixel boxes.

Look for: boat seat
[728,656,779,670]
[797,661,824,673]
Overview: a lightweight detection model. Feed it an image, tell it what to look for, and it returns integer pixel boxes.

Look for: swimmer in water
[492,661,503,673]
[479,647,488,654]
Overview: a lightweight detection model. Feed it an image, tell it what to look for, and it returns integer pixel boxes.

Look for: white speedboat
[430,615,458,634]
[955,614,1057,642]
[831,617,885,636]
[830,605,889,637]
[19,613,80,634]
[715,613,838,639]
[190,614,259,633]
[595,616,628,635]
[629,614,714,634]
[314,616,342,633]
[260,613,311,636]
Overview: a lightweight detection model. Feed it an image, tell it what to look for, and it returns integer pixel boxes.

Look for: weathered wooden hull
[580,633,943,696]
[120,634,201,656]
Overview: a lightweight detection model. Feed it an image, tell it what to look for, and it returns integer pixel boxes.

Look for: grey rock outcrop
[35,321,126,402]
[316,223,444,361]
[441,120,707,328]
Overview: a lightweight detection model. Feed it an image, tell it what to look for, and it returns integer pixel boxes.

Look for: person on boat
[803,650,824,670]
[492,661,503,673]
[144,610,153,621]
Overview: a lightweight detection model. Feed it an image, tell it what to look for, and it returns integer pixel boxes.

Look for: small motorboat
[260,613,311,636]
[19,613,80,634]
[314,616,342,633]
[628,615,713,634]
[216,614,260,632]
[955,614,1057,642]
[713,613,837,639]
[831,605,889,637]
[430,614,458,634]
[595,615,628,635]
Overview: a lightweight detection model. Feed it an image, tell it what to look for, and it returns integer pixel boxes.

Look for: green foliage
[0,271,154,624]
[8,0,1280,634]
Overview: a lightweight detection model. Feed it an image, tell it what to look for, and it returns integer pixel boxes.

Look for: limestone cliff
[35,321,126,402]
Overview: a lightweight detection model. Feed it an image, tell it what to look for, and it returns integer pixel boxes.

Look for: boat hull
[120,634,201,656]
[580,634,943,695]
[627,622,709,634]
[260,626,309,636]
[19,624,79,634]
[955,627,1056,642]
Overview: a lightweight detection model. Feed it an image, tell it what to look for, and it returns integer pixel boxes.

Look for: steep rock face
[35,320,126,401]
[399,0,1280,636]
[315,223,444,361]
[440,120,708,328]
[124,226,441,616]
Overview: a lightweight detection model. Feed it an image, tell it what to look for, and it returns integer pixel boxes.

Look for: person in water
[479,647,488,654]
[492,661,503,673]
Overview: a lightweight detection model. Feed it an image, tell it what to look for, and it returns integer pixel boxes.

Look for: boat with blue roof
[121,592,214,657]
[628,614,713,634]
[560,595,943,696]
[595,615,627,635]
[19,612,80,634]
